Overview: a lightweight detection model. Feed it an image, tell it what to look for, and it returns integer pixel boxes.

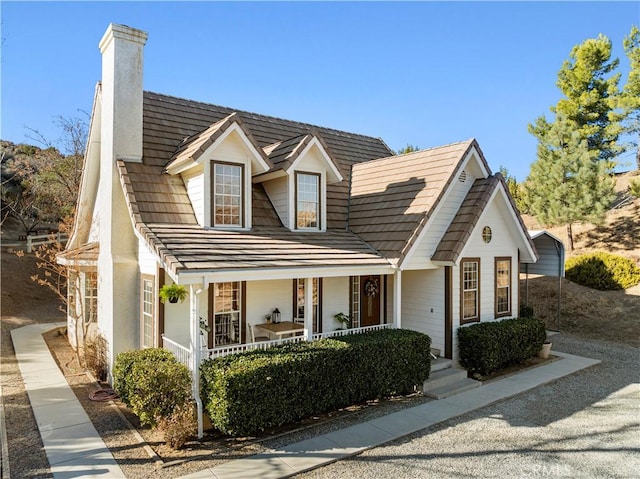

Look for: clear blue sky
[1,1,638,180]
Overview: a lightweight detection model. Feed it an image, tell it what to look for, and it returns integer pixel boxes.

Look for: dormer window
[212,162,244,227]
[296,172,320,229]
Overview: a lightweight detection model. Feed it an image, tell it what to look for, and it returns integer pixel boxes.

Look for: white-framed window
[141,276,154,348]
[295,172,320,229]
[350,276,361,328]
[495,258,511,317]
[293,278,321,332]
[461,258,480,323]
[213,282,241,347]
[84,271,98,325]
[212,162,243,227]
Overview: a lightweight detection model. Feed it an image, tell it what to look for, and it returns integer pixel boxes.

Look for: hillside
[521,170,640,262]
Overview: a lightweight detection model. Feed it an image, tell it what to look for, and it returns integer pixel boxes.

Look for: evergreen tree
[529,34,624,164]
[525,115,615,250]
[498,166,528,214]
[621,26,640,170]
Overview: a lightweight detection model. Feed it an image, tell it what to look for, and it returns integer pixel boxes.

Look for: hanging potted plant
[159,283,188,304]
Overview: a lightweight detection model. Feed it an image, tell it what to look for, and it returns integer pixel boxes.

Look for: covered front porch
[159,271,400,367]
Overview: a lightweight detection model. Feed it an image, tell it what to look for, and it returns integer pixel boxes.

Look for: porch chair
[249,324,270,343]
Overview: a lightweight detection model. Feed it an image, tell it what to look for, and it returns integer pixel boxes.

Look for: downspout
[189,283,204,438]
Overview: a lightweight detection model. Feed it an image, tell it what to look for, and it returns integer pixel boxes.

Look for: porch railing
[311,323,393,340]
[162,335,192,367]
[201,334,307,360]
[163,324,396,364]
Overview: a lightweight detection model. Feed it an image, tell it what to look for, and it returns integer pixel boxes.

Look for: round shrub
[113,348,180,406]
[565,252,640,290]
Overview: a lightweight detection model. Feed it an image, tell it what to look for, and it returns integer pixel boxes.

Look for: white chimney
[96,24,148,375]
[99,23,148,162]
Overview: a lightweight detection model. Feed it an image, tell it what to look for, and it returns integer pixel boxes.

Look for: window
[495,258,511,317]
[482,226,492,243]
[141,277,154,348]
[296,172,320,229]
[213,282,241,347]
[461,258,480,323]
[293,278,321,332]
[350,276,361,328]
[212,162,243,227]
[84,272,98,325]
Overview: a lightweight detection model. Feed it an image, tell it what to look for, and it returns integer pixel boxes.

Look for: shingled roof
[349,139,486,265]
[116,92,394,277]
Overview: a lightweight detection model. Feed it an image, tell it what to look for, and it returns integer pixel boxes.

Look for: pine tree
[529,34,624,164]
[525,115,615,250]
[621,26,640,170]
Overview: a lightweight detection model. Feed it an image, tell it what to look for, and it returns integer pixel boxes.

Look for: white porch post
[189,284,204,439]
[303,277,313,340]
[393,271,402,328]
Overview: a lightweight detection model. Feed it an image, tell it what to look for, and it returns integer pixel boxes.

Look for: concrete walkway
[178,352,600,479]
[10,322,600,479]
[10,323,125,479]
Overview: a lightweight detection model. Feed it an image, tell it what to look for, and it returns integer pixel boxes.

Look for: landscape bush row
[200,328,432,436]
[458,317,546,375]
[565,252,640,291]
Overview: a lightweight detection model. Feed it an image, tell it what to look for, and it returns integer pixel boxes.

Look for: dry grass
[522,275,640,347]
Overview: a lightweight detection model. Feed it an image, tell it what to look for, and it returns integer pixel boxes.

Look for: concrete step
[431,358,453,373]
[424,367,468,391]
[424,378,482,400]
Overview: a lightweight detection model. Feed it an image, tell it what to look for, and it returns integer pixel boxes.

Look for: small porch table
[254,321,304,339]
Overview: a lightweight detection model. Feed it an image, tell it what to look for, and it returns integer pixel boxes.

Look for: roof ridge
[143,90,390,146]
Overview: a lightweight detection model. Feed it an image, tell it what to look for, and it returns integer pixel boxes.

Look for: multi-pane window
[84,272,98,325]
[213,163,243,227]
[213,282,241,347]
[495,258,511,317]
[142,278,154,348]
[350,276,361,328]
[294,278,320,332]
[461,259,480,323]
[296,173,319,229]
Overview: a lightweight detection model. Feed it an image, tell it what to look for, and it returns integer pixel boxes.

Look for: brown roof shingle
[349,139,484,265]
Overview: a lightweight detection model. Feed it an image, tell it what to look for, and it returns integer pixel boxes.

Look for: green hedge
[113,348,192,427]
[200,328,431,436]
[458,317,546,375]
[565,252,640,290]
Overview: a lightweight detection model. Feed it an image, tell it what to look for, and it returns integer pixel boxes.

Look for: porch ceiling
[138,223,392,277]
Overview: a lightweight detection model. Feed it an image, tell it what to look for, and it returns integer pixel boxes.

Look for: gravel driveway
[300,334,640,479]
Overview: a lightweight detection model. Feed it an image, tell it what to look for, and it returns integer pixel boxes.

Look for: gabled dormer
[164,113,271,229]
[255,132,343,232]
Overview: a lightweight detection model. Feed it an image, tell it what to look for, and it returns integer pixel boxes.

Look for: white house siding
[401,269,445,352]
[452,197,520,358]
[262,176,289,228]
[246,279,294,330]
[138,237,157,276]
[182,165,204,226]
[161,280,207,348]
[322,276,349,332]
[403,170,476,270]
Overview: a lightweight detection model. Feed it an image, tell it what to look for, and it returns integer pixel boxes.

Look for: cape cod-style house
[60,24,538,428]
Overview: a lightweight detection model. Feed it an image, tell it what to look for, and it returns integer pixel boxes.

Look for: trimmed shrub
[113,348,191,427]
[113,348,176,405]
[458,317,546,375]
[519,304,534,318]
[200,329,431,436]
[565,252,640,291]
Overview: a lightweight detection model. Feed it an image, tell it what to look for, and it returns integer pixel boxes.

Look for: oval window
[482,226,492,243]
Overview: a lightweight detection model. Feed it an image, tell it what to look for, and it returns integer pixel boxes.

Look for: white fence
[162,335,192,367]
[311,323,393,340]
[201,334,307,361]
[26,232,68,253]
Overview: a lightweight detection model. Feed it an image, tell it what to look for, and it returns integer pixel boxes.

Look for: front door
[360,275,381,326]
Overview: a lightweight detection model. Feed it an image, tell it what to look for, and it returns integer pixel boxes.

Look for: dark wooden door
[360,275,381,326]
